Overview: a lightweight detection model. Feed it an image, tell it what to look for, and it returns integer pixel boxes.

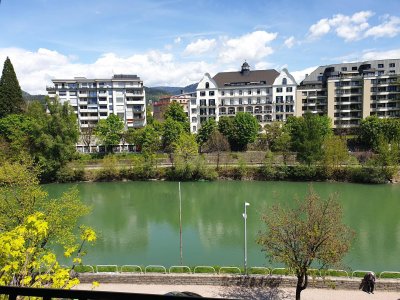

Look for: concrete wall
[78,273,400,292]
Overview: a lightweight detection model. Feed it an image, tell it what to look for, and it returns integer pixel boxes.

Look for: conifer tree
[0,57,24,118]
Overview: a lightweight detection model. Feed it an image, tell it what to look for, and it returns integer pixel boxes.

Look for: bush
[349,166,392,184]
[56,165,85,183]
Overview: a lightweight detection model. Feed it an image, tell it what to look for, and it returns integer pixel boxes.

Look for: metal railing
[0,285,206,300]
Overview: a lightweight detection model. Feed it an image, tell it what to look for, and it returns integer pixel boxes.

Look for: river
[45,181,400,272]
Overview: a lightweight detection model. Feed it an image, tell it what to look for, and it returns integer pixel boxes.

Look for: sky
[0,0,400,94]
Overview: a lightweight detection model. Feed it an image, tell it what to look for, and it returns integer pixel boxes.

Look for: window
[282,78,287,85]
[192,126,197,132]
[230,99,234,105]
[200,99,206,106]
[205,82,209,89]
[257,97,261,104]
[221,91,225,96]
[286,96,293,102]
[378,71,384,76]
[191,99,196,105]
[209,99,215,106]
[352,66,357,70]
[257,89,260,95]
[59,91,66,96]
[209,91,214,96]
[239,98,242,105]
[248,89,251,95]
[239,90,243,95]
[209,108,215,115]
[276,87,282,93]
[389,63,395,68]
[341,67,347,71]
[230,90,233,96]
[191,108,197,114]
[286,87,292,92]
[200,91,206,96]
[276,96,283,103]
[378,64,384,68]
[192,117,197,122]
[116,97,124,103]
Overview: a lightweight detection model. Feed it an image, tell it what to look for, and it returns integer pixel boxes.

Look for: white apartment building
[190,62,297,133]
[47,74,146,131]
[297,59,400,129]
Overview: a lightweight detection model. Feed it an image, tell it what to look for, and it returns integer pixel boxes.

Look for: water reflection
[45,181,400,271]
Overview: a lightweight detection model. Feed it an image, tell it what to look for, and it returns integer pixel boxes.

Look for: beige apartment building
[296,59,400,128]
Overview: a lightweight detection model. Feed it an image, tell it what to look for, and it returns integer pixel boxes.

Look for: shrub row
[55,163,395,184]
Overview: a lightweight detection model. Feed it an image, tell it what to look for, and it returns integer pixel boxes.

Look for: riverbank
[61,161,398,184]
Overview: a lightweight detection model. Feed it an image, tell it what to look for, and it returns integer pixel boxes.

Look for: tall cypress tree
[0,57,24,118]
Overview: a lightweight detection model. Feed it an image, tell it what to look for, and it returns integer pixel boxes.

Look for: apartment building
[47,74,146,130]
[297,59,400,128]
[190,62,297,133]
[153,93,193,121]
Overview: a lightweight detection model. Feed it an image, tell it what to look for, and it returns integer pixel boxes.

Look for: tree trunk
[216,151,220,170]
[295,273,308,300]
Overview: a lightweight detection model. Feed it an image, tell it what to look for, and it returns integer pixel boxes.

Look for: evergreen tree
[0,57,24,118]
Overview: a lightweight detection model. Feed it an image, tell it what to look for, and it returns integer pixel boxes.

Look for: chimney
[305,74,308,78]
[180,89,184,94]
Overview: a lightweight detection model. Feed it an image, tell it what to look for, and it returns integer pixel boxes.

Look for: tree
[286,113,332,165]
[218,113,259,151]
[0,212,96,288]
[217,116,234,139]
[161,118,184,153]
[80,123,96,152]
[95,114,124,153]
[163,101,189,132]
[273,131,292,165]
[203,130,230,169]
[27,98,79,181]
[0,161,96,288]
[173,132,198,164]
[127,125,161,162]
[231,112,259,151]
[0,99,79,182]
[196,118,217,152]
[359,116,400,151]
[257,187,354,300]
[264,122,284,150]
[0,57,24,118]
[322,135,349,173]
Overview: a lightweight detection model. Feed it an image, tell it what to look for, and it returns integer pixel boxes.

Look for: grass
[378,272,400,279]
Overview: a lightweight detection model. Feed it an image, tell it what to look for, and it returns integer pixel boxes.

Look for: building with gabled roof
[190,62,297,133]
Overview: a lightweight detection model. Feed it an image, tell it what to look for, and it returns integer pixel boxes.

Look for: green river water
[45,181,400,272]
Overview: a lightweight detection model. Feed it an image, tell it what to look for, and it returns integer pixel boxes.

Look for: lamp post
[242,202,250,275]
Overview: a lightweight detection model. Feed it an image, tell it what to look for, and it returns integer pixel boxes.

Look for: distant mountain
[22,91,46,103]
[150,83,198,96]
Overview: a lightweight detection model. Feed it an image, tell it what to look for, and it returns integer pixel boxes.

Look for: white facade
[272,68,297,122]
[190,64,297,133]
[47,74,146,130]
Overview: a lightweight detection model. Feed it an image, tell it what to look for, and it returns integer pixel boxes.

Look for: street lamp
[242,202,250,275]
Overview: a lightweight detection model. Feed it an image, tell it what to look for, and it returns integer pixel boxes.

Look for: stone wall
[78,273,400,292]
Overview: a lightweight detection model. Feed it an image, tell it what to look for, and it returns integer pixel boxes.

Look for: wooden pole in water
[179,182,183,265]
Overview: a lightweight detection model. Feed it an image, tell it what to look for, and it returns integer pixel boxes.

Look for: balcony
[0,285,189,300]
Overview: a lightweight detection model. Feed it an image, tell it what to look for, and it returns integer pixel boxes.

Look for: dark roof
[213,69,279,87]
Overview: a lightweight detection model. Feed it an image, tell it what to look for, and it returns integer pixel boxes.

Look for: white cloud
[284,36,295,48]
[254,61,273,70]
[174,37,181,44]
[307,11,379,41]
[183,38,216,56]
[308,18,331,39]
[0,47,217,94]
[361,48,400,61]
[218,31,277,63]
[365,16,400,38]
[291,66,318,84]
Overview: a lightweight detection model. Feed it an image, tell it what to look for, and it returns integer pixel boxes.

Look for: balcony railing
[0,285,197,300]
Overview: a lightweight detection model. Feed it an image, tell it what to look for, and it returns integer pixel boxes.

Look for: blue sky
[0,0,400,93]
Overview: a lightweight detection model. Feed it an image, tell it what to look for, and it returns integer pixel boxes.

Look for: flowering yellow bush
[0,212,96,289]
